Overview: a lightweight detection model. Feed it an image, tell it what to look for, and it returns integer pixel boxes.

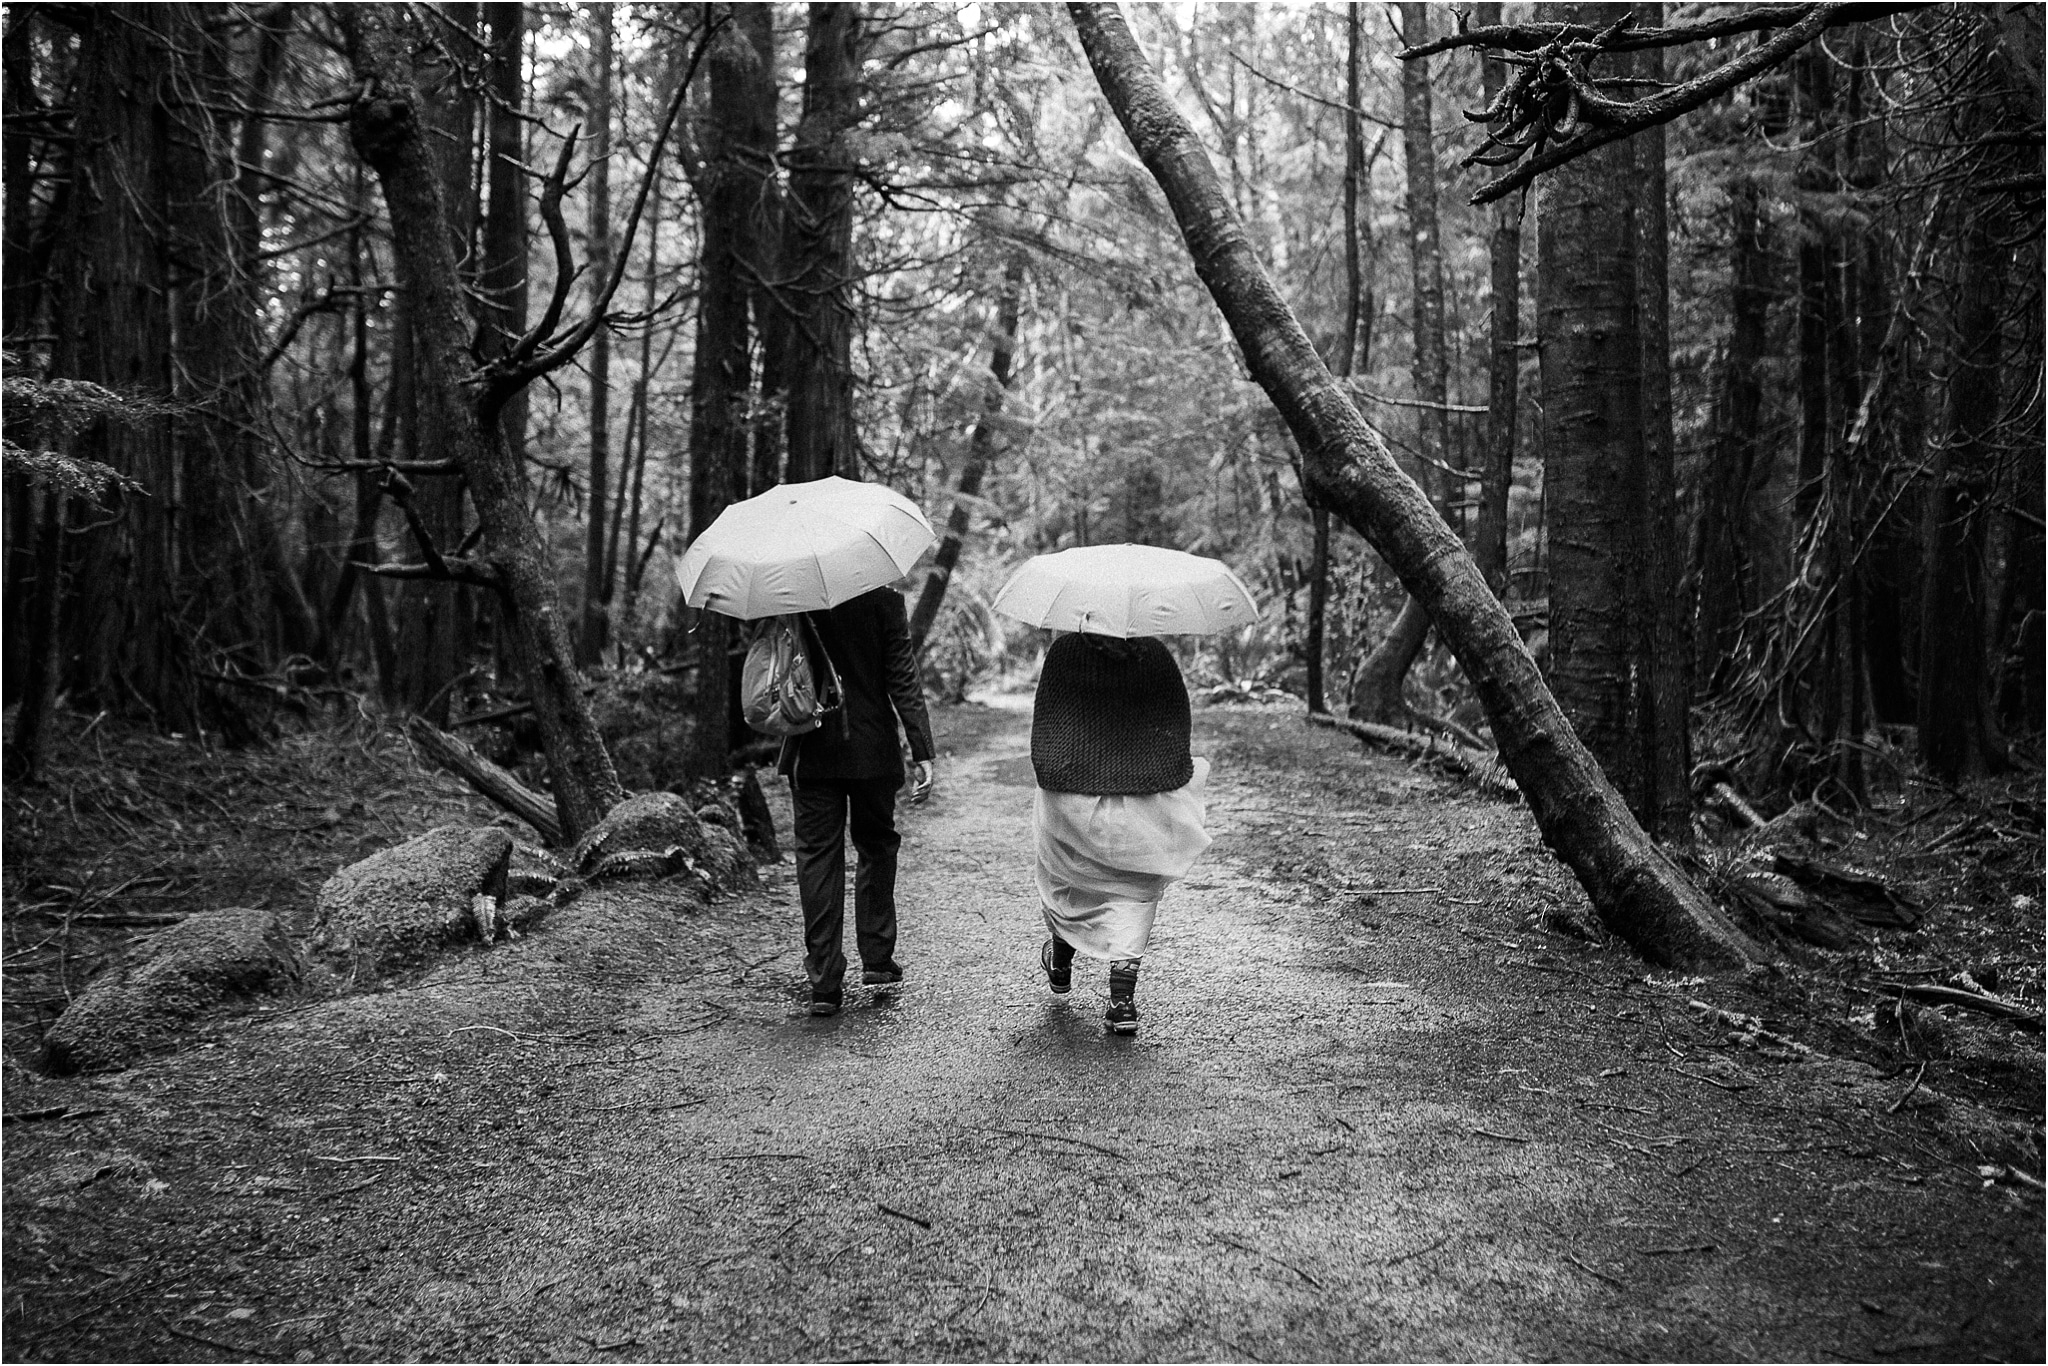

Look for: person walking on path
[1030,631,1212,1034]
[777,585,936,1017]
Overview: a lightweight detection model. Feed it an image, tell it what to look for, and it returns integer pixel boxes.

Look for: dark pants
[792,777,902,993]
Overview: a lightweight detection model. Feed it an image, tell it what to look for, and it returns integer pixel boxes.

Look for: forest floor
[3,696,2043,1363]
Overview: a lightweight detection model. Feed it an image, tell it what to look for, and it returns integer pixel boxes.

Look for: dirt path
[5,701,2041,1362]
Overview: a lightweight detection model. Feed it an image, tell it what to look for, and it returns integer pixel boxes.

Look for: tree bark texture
[1629,9,1693,841]
[733,3,790,496]
[1916,197,2005,781]
[781,3,863,483]
[910,251,1026,652]
[341,4,625,841]
[682,9,776,778]
[578,5,616,667]
[1473,0,1521,596]
[1693,174,1772,694]
[1069,1,1760,969]
[396,0,480,722]
[479,2,529,460]
[1351,2,1453,727]
[50,5,187,730]
[1536,1,1690,838]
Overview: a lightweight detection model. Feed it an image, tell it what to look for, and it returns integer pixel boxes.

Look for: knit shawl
[1030,633,1194,795]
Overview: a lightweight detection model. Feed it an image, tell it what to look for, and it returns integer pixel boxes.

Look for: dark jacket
[1031,633,1193,795]
[777,587,935,785]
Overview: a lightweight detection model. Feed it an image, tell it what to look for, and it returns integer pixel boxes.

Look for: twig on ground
[153,1314,258,1357]
[1565,1251,1627,1290]
[707,1152,807,1161]
[1210,1233,1324,1288]
[1469,1126,1532,1143]
[878,1202,933,1229]
[3,1105,107,1125]
[317,1175,382,1200]
[310,1154,403,1163]
[1885,1061,1929,1114]
[972,1124,1128,1160]
[1385,1232,1455,1266]
[1353,885,1445,896]
[1669,1065,1750,1092]
[1638,1242,1716,1255]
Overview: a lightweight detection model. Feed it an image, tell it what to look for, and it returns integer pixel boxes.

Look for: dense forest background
[3,1,2041,840]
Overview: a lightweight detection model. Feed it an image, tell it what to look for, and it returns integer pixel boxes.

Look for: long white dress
[1033,756,1211,961]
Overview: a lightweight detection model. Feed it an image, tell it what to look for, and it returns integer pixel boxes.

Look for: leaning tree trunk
[781,3,863,483]
[341,5,624,841]
[909,249,1026,651]
[1352,0,1451,726]
[1068,1,1759,969]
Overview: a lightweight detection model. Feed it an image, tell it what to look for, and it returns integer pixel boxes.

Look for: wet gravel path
[4,701,2039,1362]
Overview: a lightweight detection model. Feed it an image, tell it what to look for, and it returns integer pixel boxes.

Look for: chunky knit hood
[1030,632,1193,795]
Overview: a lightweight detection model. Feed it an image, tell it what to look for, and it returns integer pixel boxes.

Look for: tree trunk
[781,3,863,483]
[577,5,615,667]
[910,250,1026,652]
[51,4,187,730]
[683,9,775,779]
[1309,1,1369,716]
[1630,9,1693,841]
[1352,1,1451,726]
[341,4,625,841]
[1692,176,1772,693]
[1472,0,1521,596]
[478,2,529,461]
[733,3,789,496]
[1917,198,2005,781]
[1537,1,1691,837]
[393,0,479,723]
[1070,1,1759,968]
[2,488,66,782]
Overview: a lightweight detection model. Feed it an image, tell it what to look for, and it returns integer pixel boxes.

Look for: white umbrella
[991,543,1261,638]
[674,476,937,620]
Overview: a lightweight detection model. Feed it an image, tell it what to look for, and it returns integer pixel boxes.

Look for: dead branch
[1399,2,1922,59]
[1873,981,2045,1031]
[405,715,562,845]
[1306,711,1519,799]
[1402,2,1927,205]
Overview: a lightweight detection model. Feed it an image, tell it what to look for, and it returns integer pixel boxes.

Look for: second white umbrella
[991,543,1260,638]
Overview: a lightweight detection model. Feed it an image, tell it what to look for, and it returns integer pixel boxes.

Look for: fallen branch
[1305,711,1519,798]
[1211,1233,1324,1289]
[1874,981,2043,1031]
[1565,1251,1627,1290]
[1469,1126,1533,1143]
[405,715,563,846]
[2,1104,106,1125]
[1885,1061,1929,1114]
[877,1202,933,1230]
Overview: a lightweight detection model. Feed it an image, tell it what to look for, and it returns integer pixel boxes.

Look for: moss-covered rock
[571,791,751,888]
[42,908,300,1074]
[311,825,513,975]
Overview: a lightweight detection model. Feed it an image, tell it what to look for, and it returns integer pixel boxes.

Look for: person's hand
[909,759,935,804]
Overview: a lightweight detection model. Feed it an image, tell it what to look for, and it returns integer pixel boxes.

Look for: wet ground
[3,700,2041,1361]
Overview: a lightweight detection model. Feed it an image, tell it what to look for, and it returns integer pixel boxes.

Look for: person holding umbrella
[777,587,935,1016]
[993,545,1258,1035]
[674,477,938,1018]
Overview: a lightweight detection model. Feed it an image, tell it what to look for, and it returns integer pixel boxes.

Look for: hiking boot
[1041,939,1071,995]
[861,963,903,988]
[809,988,842,1016]
[1103,997,1140,1035]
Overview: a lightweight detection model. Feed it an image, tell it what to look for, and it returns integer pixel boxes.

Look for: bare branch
[1398,1,1925,60]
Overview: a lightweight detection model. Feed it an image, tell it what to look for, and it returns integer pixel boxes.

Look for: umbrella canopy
[991,543,1261,637]
[674,476,936,620]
